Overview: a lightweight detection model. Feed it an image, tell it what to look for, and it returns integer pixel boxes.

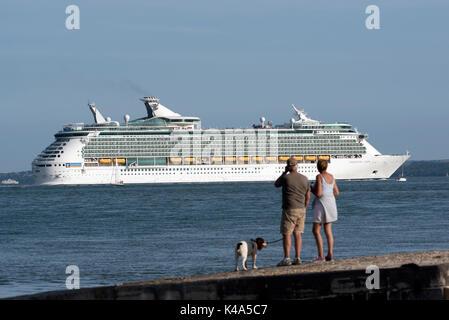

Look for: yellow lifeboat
[99,158,112,164]
[265,156,277,163]
[113,158,126,165]
[169,157,182,164]
[184,157,196,163]
[305,155,317,161]
[211,157,223,163]
[318,155,330,161]
[224,157,236,163]
[278,156,290,162]
[251,156,263,162]
[238,156,249,162]
[293,156,303,161]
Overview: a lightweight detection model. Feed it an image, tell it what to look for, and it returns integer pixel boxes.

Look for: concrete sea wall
[10,250,449,300]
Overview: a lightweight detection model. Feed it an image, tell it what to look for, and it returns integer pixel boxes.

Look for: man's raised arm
[275,165,289,188]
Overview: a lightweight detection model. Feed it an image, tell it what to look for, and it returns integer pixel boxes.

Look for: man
[274,157,311,266]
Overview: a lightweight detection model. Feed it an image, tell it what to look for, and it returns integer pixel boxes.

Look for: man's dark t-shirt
[278,172,310,210]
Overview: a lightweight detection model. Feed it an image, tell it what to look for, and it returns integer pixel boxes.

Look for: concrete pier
[9,250,449,300]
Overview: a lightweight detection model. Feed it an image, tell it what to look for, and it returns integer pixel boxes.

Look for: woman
[311,160,339,262]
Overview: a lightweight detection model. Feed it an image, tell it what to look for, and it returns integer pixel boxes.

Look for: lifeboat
[318,155,330,161]
[293,156,303,161]
[98,158,112,164]
[265,156,277,163]
[305,155,317,161]
[113,158,126,165]
[184,157,196,163]
[278,156,290,162]
[224,157,236,163]
[238,156,249,162]
[251,156,263,163]
[211,157,223,163]
[169,157,182,164]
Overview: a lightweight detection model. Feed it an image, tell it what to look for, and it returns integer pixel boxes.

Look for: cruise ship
[32,97,410,185]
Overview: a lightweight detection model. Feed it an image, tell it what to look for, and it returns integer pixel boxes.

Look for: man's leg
[293,231,302,259]
[282,233,291,259]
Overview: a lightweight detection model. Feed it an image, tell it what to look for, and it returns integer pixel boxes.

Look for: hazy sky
[1,0,448,172]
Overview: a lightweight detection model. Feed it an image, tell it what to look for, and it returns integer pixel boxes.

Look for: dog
[235,237,267,271]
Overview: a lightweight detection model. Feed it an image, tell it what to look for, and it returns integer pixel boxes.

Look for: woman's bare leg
[324,223,334,258]
[312,223,324,258]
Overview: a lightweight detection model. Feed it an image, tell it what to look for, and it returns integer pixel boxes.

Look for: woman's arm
[333,178,339,197]
[313,174,322,198]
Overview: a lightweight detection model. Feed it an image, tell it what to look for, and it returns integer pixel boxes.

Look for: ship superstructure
[32,97,409,184]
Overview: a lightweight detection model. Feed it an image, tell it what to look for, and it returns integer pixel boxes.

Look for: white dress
[312,176,338,223]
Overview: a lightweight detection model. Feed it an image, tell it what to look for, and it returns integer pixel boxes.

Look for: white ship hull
[34,154,409,185]
[32,98,410,185]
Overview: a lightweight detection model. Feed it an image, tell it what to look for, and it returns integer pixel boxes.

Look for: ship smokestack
[140,97,160,118]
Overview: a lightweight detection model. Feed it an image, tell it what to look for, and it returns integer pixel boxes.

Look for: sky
[1,0,448,172]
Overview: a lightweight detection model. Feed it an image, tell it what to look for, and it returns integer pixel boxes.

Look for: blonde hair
[317,159,328,173]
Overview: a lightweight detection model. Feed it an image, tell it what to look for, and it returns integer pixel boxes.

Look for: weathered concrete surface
[9,250,449,300]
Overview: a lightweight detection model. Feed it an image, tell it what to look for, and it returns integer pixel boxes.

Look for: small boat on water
[111,160,125,186]
[1,179,19,185]
[396,166,407,182]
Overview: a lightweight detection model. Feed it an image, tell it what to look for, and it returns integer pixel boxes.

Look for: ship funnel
[88,102,107,124]
[140,97,160,118]
[139,97,181,118]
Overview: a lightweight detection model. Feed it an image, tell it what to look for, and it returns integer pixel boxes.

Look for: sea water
[0,177,448,298]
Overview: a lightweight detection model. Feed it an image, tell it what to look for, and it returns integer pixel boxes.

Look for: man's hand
[274,168,288,188]
[305,190,311,208]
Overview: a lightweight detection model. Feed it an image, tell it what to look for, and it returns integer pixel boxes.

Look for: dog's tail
[236,242,243,253]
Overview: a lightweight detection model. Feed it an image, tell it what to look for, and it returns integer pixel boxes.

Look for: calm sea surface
[0,177,448,298]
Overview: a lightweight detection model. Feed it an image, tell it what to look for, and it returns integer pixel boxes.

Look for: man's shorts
[280,208,306,235]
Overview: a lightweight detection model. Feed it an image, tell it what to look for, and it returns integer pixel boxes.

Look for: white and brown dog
[235,237,267,271]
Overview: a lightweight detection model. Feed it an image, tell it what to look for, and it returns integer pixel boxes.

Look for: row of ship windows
[87,138,353,144]
[87,137,355,144]
[83,150,366,156]
[120,170,318,175]
[121,165,320,172]
[39,155,62,158]
[83,144,362,150]
[121,167,262,172]
[36,163,66,167]
[84,154,364,160]
[88,138,351,143]
[46,143,67,148]
[92,133,351,138]
[83,147,366,153]
[83,145,365,150]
